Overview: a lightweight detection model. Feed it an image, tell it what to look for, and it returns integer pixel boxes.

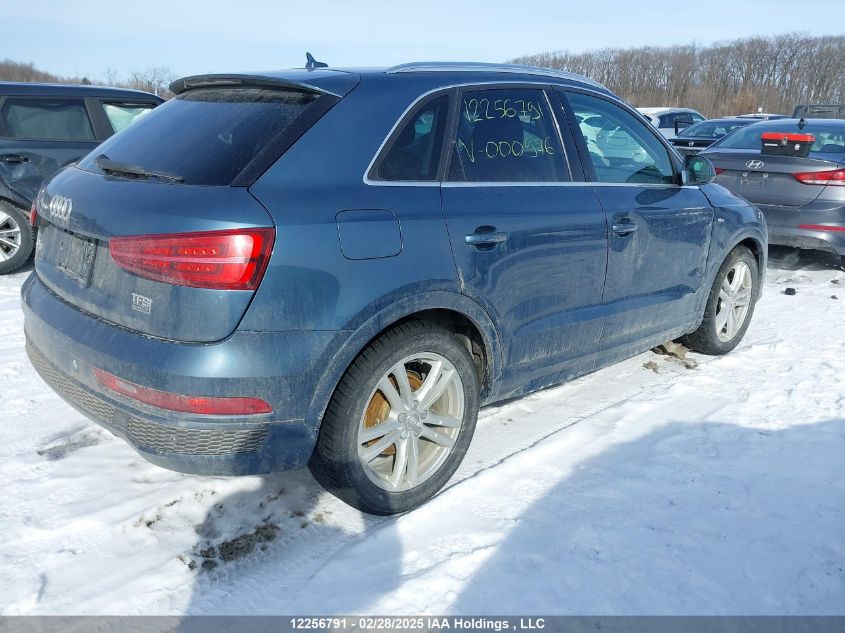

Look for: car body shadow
[450,419,845,615]
[767,245,841,271]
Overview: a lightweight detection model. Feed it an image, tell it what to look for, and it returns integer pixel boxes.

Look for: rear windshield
[715,121,845,154]
[78,86,329,186]
[681,120,752,139]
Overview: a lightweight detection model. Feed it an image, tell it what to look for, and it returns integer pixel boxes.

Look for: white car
[637,107,705,138]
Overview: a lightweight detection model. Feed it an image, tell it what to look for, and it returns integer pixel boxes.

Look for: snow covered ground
[1,246,843,616]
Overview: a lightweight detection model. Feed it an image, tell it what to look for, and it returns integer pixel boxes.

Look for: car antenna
[798,117,806,130]
[305,52,328,69]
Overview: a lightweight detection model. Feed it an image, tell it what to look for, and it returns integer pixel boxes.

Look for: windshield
[78,87,328,186]
[714,121,845,154]
[681,120,753,139]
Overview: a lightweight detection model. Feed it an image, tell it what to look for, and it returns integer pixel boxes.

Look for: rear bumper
[759,203,845,255]
[22,273,344,475]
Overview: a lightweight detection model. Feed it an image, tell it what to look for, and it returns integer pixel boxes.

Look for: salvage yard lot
[1,246,843,615]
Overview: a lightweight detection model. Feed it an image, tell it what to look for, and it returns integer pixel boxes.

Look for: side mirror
[684,154,716,185]
[674,119,694,135]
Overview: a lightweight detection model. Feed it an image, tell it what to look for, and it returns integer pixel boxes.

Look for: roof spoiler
[168,74,339,97]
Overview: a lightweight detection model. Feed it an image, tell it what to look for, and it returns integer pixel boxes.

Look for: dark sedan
[701,119,845,265]
[670,118,757,157]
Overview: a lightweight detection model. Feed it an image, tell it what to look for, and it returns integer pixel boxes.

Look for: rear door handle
[611,222,638,236]
[465,230,508,247]
[0,154,29,164]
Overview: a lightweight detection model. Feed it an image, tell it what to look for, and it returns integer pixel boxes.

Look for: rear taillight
[109,228,275,290]
[792,169,845,186]
[797,224,845,233]
[93,367,273,415]
[714,168,726,175]
[30,201,37,226]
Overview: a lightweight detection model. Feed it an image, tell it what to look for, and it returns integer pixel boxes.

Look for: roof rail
[385,62,605,89]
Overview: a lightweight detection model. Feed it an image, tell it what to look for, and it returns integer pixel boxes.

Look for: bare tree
[126,66,177,98]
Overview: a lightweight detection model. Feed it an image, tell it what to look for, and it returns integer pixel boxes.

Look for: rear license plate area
[57,232,97,286]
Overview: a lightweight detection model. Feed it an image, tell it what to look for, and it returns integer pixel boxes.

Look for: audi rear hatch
[32,72,357,343]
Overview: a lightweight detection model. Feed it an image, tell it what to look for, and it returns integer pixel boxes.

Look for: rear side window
[447,88,568,183]
[77,87,331,186]
[102,102,156,133]
[1,98,95,141]
[372,94,450,181]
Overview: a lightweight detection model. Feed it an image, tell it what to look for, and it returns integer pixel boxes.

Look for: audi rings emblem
[48,195,73,222]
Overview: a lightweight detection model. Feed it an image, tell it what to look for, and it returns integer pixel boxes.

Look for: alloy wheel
[357,353,464,492]
[0,209,22,263]
[715,261,753,342]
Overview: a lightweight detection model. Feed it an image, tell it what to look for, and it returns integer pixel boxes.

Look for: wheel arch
[305,291,502,432]
[691,229,767,332]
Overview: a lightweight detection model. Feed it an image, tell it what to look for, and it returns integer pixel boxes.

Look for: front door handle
[0,154,29,164]
[611,222,638,236]
[465,229,508,248]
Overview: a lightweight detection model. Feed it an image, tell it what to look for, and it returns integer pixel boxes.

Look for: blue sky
[2,0,840,80]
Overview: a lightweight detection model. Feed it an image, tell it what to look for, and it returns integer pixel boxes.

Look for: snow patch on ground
[1,247,843,615]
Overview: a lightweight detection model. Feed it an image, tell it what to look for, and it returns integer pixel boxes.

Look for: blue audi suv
[22,61,767,514]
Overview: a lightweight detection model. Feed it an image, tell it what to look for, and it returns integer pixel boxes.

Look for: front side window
[447,88,567,183]
[566,92,676,185]
[0,98,95,141]
[103,102,156,133]
[373,94,449,181]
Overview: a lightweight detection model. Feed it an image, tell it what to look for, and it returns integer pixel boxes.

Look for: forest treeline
[4,32,845,114]
[511,33,845,116]
[0,59,175,97]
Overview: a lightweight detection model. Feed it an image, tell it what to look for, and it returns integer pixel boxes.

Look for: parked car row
[20,60,768,514]
[11,60,845,514]
[0,82,162,273]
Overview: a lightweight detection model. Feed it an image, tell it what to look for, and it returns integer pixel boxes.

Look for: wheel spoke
[0,247,9,261]
[359,417,400,444]
[0,211,10,225]
[718,289,730,305]
[715,306,729,334]
[406,438,420,487]
[392,363,413,406]
[377,376,404,413]
[0,236,18,249]
[389,437,408,488]
[360,429,401,462]
[734,287,752,306]
[420,425,455,448]
[417,360,456,411]
[0,227,20,237]
[721,276,732,296]
[725,307,737,338]
[425,413,462,429]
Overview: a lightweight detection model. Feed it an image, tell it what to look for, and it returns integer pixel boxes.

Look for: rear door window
[564,91,676,185]
[0,98,95,141]
[371,93,450,181]
[102,102,157,133]
[447,88,568,183]
[77,86,333,186]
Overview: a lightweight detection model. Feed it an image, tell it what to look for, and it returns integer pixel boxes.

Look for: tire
[681,245,759,355]
[0,201,34,275]
[310,321,480,515]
